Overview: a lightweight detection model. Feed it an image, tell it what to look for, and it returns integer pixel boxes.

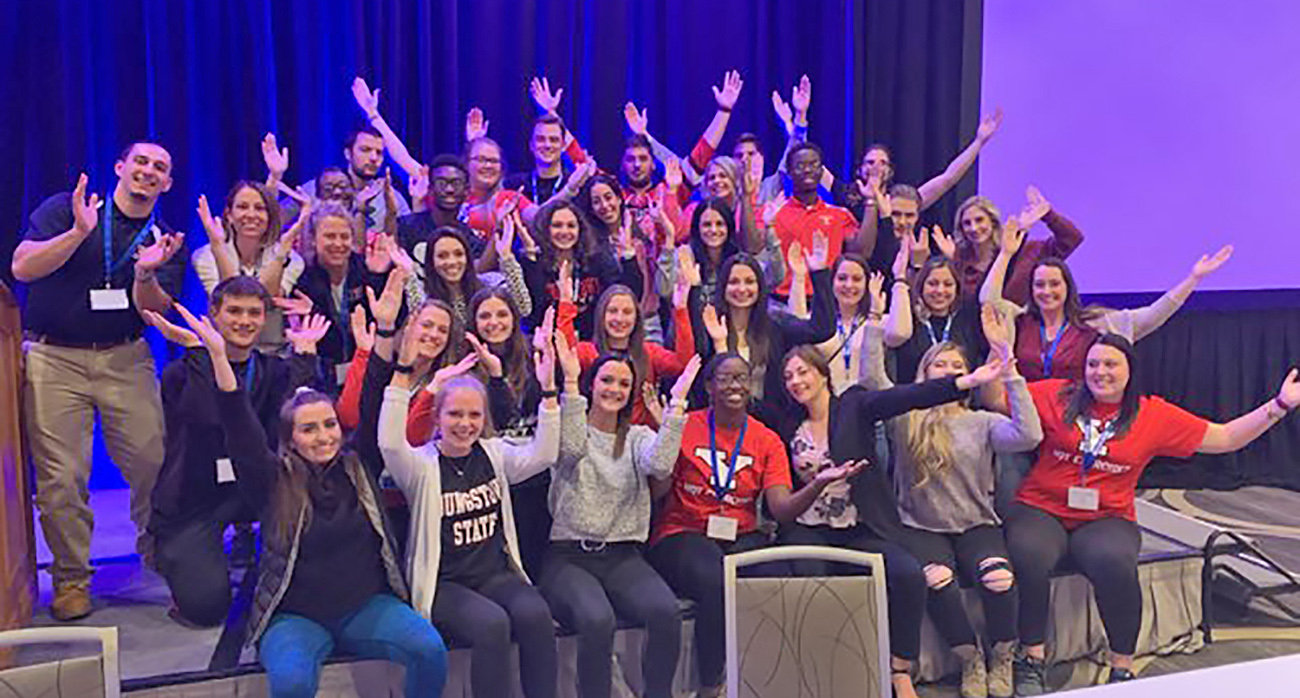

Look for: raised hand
[553,328,581,383]
[977,107,1004,143]
[286,313,332,354]
[614,210,637,259]
[429,353,480,393]
[352,77,380,118]
[999,215,1027,256]
[557,259,575,304]
[388,239,416,277]
[981,303,1013,363]
[365,231,396,273]
[771,90,794,133]
[712,70,744,111]
[702,304,728,347]
[791,74,812,117]
[932,224,956,260]
[409,164,430,204]
[642,383,667,425]
[273,289,314,317]
[512,210,538,259]
[909,226,932,268]
[174,303,227,357]
[533,305,556,357]
[892,232,912,281]
[350,305,377,353]
[814,459,868,486]
[663,157,683,193]
[761,192,787,227]
[530,77,564,114]
[277,197,312,260]
[535,308,558,390]
[669,354,703,404]
[867,271,887,318]
[958,356,1007,390]
[1021,185,1051,226]
[676,245,702,287]
[142,309,200,348]
[196,195,224,244]
[787,240,808,279]
[366,263,407,328]
[135,232,186,273]
[465,333,504,378]
[262,133,289,179]
[1191,244,1234,279]
[465,107,489,141]
[624,102,648,135]
[71,174,100,235]
[495,212,518,260]
[1278,369,1300,410]
[807,231,830,272]
[743,151,764,194]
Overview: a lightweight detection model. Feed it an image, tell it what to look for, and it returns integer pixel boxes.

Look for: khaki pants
[23,339,164,585]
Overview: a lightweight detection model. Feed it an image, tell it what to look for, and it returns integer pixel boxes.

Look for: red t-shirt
[651,410,792,544]
[1017,379,1209,526]
[772,198,858,296]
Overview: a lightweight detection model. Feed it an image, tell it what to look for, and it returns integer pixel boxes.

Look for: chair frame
[0,626,120,698]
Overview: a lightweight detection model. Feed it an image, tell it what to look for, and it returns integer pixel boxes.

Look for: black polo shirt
[21,192,184,344]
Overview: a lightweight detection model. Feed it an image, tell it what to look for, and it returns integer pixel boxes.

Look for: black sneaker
[1107,667,1136,683]
[1012,653,1048,696]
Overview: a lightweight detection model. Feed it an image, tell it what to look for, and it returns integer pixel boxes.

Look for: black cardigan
[777,377,966,542]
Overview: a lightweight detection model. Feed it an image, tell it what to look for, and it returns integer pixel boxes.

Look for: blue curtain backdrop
[0,0,985,487]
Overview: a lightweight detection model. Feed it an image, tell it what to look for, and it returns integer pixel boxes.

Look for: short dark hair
[210,276,272,312]
[429,153,469,179]
[117,141,169,163]
[345,126,384,151]
[533,113,567,138]
[785,141,824,171]
[703,352,749,384]
[735,133,761,150]
[888,184,922,206]
[624,134,652,154]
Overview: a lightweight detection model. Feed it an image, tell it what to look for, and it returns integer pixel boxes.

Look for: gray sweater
[551,395,686,543]
[863,325,1043,533]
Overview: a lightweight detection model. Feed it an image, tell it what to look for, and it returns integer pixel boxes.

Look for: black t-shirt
[892,297,988,383]
[438,443,510,586]
[21,193,184,343]
[503,170,567,206]
[277,459,388,623]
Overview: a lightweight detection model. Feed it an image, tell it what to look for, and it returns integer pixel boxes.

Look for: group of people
[10,70,1299,698]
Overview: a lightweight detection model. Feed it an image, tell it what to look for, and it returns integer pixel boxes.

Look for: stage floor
[22,487,1300,695]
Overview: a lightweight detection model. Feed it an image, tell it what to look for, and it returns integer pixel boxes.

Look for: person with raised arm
[625,70,745,197]
[646,353,862,698]
[12,144,186,620]
[863,304,1041,698]
[378,299,562,698]
[144,277,325,628]
[885,250,992,385]
[832,108,1004,222]
[498,77,593,204]
[542,337,700,698]
[770,142,875,299]
[979,219,1234,383]
[1006,335,1299,691]
[179,302,446,698]
[950,187,1085,305]
[191,182,308,349]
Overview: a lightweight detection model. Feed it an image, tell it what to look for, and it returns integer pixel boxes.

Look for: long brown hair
[407,299,464,387]
[269,388,336,549]
[422,226,482,305]
[714,253,772,372]
[903,342,970,488]
[582,353,638,458]
[222,180,283,251]
[592,285,649,398]
[911,256,963,321]
[468,287,531,399]
[1060,333,1141,439]
[1027,258,1106,327]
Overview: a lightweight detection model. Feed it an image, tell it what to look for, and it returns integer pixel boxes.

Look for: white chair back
[0,626,120,698]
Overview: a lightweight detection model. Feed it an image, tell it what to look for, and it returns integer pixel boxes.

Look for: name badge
[707,515,739,542]
[335,361,352,387]
[89,288,130,311]
[1067,486,1100,511]
[216,457,237,484]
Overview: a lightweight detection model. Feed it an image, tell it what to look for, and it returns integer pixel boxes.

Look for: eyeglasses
[711,372,748,387]
[470,156,502,165]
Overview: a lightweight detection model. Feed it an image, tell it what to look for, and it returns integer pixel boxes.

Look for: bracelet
[867,311,884,321]
[376,326,398,338]
[1276,396,1295,413]
[717,105,733,114]
[539,388,559,399]
[892,278,910,286]
[393,363,415,374]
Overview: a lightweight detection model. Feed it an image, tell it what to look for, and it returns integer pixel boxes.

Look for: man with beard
[289,127,411,235]
[11,142,186,620]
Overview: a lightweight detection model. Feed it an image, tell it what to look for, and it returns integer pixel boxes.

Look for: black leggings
[1004,504,1142,655]
[154,497,252,627]
[776,523,928,662]
[646,531,781,688]
[539,543,681,698]
[904,524,1018,648]
[430,570,557,698]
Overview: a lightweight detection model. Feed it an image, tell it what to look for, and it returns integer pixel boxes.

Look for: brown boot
[987,643,1015,698]
[960,646,989,698]
[51,581,92,621]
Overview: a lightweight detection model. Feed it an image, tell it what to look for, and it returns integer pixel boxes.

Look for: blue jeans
[259,593,448,698]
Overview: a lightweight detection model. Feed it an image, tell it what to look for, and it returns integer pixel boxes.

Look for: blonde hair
[430,375,496,442]
[903,342,969,488]
[953,196,1003,256]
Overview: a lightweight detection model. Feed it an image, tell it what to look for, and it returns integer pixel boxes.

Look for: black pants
[154,497,253,627]
[904,524,1018,648]
[539,542,681,698]
[777,523,928,661]
[431,570,557,698]
[646,531,782,688]
[1004,503,1143,655]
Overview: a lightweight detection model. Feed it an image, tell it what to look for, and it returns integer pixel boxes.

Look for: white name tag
[89,288,130,311]
[216,457,236,484]
[335,361,352,387]
[707,515,739,542]
[1067,486,1100,511]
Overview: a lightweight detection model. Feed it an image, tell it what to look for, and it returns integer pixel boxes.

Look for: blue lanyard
[334,276,352,356]
[102,202,156,287]
[1076,416,1117,483]
[836,314,862,371]
[241,354,257,392]
[1039,322,1067,378]
[923,314,954,346]
[707,410,748,502]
